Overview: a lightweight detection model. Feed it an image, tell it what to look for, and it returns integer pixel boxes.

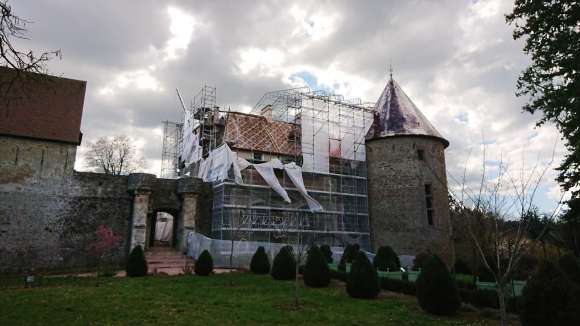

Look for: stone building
[365,77,453,266]
[0,66,453,273]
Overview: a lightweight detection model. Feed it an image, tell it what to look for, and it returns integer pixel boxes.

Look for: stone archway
[127,173,201,254]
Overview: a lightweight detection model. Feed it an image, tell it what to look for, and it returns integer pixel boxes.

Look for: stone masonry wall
[365,136,454,266]
[0,136,132,273]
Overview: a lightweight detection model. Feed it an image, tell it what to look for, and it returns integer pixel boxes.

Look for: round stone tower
[365,76,453,266]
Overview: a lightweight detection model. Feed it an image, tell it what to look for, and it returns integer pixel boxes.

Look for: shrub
[558,253,580,285]
[380,277,416,295]
[194,250,213,276]
[320,244,333,264]
[412,251,431,271]
[346,251,380,299]
[453,259,472,275]
[303,245,331,287]
[271,246,296,280]
[373,246,400,272]
[250,246,270,274]
[520,260,580,326]
[416,255,461,316]
[338,243,359,271]
[126,245,148,277]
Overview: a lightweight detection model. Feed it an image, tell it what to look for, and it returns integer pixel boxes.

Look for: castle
[0,66,453,273]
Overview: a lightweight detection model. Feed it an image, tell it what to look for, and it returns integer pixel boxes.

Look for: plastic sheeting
[181,112,202,166]
[254,159,291,203]
[284,162,323,212]
[198,144,246,184]
[187,231,356,269]
[154,212,173,242]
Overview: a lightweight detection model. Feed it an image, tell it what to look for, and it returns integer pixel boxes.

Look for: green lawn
[0,272,501,325]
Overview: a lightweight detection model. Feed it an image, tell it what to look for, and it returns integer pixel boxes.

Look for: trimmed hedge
[380,277,416,295]
[271,246,296,280]
[194,250,213,276]
[250,246,270,274]
[303,245,330,287]
[373,246,400,272]
[416,255,461,316]
[320,244,333,264]
[346,251,380,299]
[126,245,148,277]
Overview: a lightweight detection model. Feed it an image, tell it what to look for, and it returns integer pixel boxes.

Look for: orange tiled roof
[223,112,301,156]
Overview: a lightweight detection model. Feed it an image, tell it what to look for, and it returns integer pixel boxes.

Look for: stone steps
[145,247,193,275]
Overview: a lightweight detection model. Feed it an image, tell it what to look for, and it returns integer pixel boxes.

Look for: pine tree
[303,245,330,287]
[271,246,296,280]
[559,253,580,285]
[416,255,461,316]
[373,246,400,272]
[194,250,213,276]
[346,251,380,299]
[126,245,148,277]
[250,246,271,274]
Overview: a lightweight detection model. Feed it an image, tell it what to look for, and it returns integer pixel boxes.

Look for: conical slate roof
[367,78,448,147]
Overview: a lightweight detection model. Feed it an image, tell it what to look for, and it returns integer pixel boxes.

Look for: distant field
[0,272,505,325]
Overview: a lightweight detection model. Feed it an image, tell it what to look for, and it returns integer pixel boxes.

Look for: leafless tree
[1,0,61,99]
[449,142,566,326]
[85,135,145,175]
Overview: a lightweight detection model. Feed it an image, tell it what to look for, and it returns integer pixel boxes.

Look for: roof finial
[389,63,393,81]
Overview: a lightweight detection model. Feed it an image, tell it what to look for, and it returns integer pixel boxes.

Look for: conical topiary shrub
[373,246,401,272]
[271,246,296,280]
[304,245,331,287]
[126,245,148,277]
[320,244,333,264]
[416,254,461,316]
[194,250,214,276]
[250,246,271,274]
[521,260,580,326]
[346,251,380,299]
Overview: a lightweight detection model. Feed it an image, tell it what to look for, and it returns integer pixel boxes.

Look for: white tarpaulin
[154,212,173,242]
[253,159,291,203]
[187,231,375,269]
[198,144,246,185]
[284,162,323,212]
[181,111,202,166]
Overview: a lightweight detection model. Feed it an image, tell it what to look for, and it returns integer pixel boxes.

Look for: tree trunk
[497,282,507,326]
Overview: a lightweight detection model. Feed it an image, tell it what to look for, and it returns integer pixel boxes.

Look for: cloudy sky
[11,0,569,213]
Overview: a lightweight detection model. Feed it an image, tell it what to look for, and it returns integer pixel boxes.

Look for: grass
[0,272,503,325]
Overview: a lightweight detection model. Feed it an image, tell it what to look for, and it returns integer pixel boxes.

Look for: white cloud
[236,47,285,75]
[164,7,196,61]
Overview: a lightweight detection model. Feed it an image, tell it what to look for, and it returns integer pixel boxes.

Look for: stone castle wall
[365,136,454,266]
[0,135,204,274]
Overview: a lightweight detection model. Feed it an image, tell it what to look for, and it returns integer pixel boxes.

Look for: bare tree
[1,0,61,99]
[449,143,565,326]
[85,135,145,175]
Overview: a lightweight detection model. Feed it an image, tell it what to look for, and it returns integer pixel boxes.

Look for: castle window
[253,152,263,162]
[417,149,424,161]
[424,184,434,226]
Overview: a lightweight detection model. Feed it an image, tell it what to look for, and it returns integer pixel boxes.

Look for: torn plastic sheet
[284,162,323,212]
[253,159,291,203]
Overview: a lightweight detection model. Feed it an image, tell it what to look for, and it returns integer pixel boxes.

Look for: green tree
[346,251,380,299]
[250,246,270,274]
[194,250,214,276]
[303,245,330,287]
[271,246,296,280]
[506,1,580,220]
[416,255,461,316]
[373,246,400,272]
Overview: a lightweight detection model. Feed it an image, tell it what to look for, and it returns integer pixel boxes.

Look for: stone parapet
[176,177,202,195]
[127,173,156,193]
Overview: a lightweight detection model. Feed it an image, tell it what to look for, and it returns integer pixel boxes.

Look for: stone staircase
[145,247,193,276]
